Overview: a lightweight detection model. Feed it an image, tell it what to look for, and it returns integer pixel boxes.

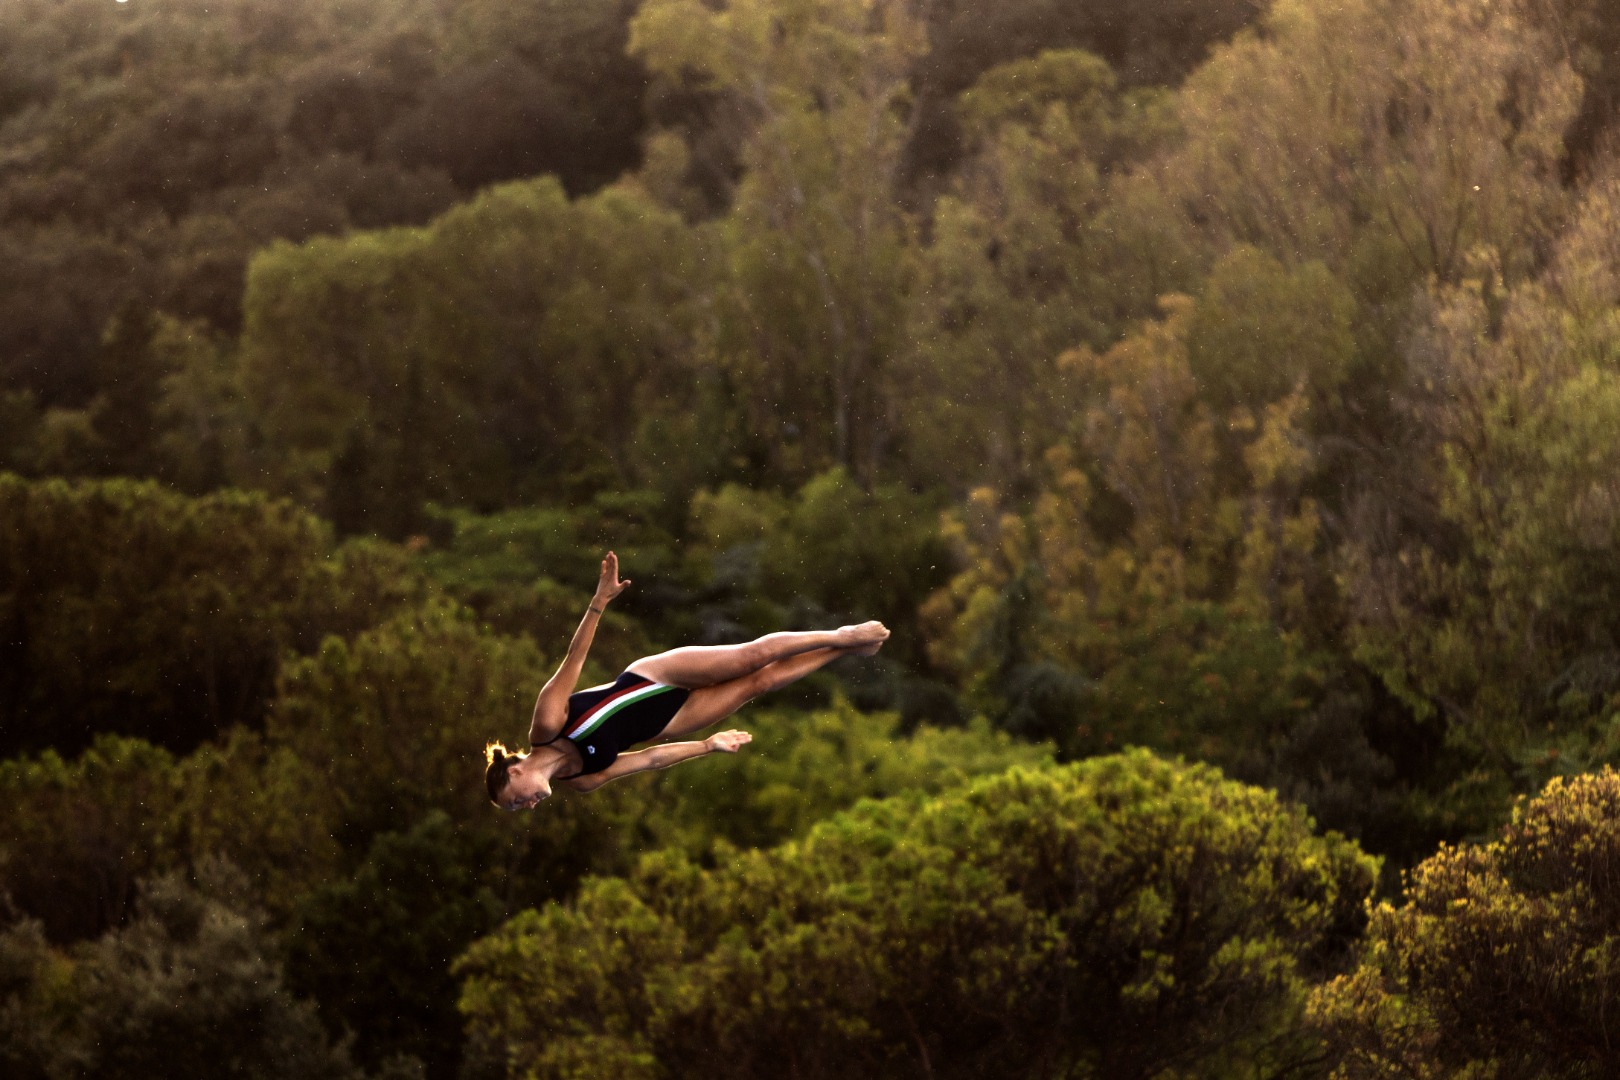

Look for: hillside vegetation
[7,0,1620,1077]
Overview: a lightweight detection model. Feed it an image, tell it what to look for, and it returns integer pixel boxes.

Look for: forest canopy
[6,0,1620,1077]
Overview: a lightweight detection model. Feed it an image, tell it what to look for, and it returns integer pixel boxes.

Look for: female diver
[484,551,888,810]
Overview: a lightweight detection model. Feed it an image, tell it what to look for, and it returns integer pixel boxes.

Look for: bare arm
[563,730,752,792]
[528,552,630,744]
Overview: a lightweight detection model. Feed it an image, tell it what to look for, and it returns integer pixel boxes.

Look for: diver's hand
[593,551,630,605]
[705,730,752,754]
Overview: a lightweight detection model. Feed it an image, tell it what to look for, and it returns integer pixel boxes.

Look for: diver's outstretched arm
[561,730,751,792]
[529,551,630,742]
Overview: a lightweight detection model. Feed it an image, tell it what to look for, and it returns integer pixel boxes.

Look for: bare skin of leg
[650,642,875,742]
[626,622,887,689]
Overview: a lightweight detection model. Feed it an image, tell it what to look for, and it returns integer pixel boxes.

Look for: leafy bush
[688,469,952,666]
[0,474,422,757]
[634,700,1054,855]
[1312,766,1620,1078]
[0,736,182,942]
[283,811,507,1079]
[460,750,1377,1080]
[0,869,358,1080]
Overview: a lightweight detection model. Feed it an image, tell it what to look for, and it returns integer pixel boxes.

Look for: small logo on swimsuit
[587,745,595,754]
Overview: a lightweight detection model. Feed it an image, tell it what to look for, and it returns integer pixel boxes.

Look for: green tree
[87,301,168,477]
[459,751,1377,1080]
[917,0,1261,97]
[0,0,665,425]
[632,0,925,481]
[0,915,67,1080]
[0,222,139,408]
[0,869,360,1080]
[397,0,647,193]
[1339,159,1620,798]
[283,812,507,1080]
[150,314,238,493]
[0,0,458,403]
[1311,766,1620,1078]
[418,502,663,657]
[1185,245,1357,414]
[901,50,1184,487]
[1171,0,1580,287]
[237,175,701,523]
[1546,0,1620,176]
[0,736,182,942]
[0,392,39,473]
[632,701,1054,856]
[688,468,952,665]
[920,299,1328,713]
[0,474,423,757]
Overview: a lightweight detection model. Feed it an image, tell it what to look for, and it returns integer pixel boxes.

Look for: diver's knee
[739,667,775,701]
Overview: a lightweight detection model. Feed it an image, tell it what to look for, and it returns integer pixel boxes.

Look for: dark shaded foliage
[284,812,507,1080]
[0,870,360,1080]
[0,0,649,414]
[0,474,422,757]
[904,0,1262,186]
[0,736,181,942]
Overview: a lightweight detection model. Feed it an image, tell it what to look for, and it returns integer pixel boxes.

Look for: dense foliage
[0,869,365,1080]
[1311,767,1620,1078]
[0,474,423,758]
[0,525,1051,1072]
[459,752,1377,1080]
[7,0,1620,1075]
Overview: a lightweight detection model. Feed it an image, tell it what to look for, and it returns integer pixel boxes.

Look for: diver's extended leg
[649,642,874,741]
[626,623,886,689]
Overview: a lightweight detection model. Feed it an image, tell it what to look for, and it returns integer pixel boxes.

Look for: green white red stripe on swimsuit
[565,679,679,740]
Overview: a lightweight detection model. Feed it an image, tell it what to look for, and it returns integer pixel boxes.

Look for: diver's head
[485,742,552,810]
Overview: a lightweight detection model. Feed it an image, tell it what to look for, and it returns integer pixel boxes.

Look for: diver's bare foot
[849,639,884,656]
[835,621,889,647]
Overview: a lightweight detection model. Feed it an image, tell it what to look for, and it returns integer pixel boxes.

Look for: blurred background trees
[8,0,1620,1075]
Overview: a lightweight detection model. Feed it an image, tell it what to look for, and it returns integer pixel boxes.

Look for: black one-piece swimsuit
[532,672,690,778]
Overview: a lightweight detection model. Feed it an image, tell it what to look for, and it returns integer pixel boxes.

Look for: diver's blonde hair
[484,741,523,804]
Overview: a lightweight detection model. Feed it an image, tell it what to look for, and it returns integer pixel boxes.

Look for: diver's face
[503,759,552,811]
